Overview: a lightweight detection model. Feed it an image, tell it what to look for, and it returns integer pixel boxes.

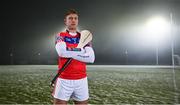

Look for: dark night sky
[1,0,180,65]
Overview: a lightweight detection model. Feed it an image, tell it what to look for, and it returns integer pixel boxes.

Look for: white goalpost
[174,55,180,66]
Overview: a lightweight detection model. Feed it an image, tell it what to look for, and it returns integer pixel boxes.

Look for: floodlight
[145,16,170,42]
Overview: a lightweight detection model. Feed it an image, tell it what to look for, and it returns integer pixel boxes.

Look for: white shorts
[52,77,89,101]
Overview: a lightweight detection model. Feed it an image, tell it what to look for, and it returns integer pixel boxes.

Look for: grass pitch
[0,65,179,104]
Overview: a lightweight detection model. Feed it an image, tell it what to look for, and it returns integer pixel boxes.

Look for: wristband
[66,47,81,51]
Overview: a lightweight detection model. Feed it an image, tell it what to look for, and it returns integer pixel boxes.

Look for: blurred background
[1,0,180,65]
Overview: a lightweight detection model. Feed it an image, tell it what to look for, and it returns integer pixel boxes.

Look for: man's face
[64,14,78,30]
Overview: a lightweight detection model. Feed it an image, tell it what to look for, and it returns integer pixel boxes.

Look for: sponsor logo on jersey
[64,36,80,44]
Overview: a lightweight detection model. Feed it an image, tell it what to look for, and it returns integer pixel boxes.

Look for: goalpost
[174,55,180,66]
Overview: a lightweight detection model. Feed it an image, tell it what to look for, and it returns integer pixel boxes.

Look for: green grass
[0,65,179,104]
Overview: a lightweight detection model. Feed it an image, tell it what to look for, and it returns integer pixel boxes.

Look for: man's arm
[55,42,84,58]
[71,46,95,63]
[55,42,95,63]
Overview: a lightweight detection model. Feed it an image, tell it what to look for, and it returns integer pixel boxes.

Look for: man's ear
[64,19,66,25]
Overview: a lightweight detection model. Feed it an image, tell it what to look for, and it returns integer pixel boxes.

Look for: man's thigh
[52,78,74,101]
[72,77,89,101]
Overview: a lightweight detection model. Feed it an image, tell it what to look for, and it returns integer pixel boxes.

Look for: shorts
[52,77,89,101]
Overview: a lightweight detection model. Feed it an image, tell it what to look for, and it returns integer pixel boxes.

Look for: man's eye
[69,17,73,20]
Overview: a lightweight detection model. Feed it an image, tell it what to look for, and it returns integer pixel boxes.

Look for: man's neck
[67,28,77,33]
[66,28,77,36]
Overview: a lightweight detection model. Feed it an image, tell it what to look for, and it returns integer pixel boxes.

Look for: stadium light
[144,16,170,65]
[146,16,170,37]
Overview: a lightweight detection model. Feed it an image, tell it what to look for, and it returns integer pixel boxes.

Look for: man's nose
[72,18,76,21]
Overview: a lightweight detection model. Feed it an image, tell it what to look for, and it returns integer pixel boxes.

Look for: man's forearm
[72,47,95,63]
[55,42,85,58]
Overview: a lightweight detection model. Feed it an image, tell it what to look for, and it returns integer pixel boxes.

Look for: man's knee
[74,99,88,105]
[54,98,68,105]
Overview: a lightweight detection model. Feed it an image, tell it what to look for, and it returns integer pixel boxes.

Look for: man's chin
[69,26,77,29]
[68,27,77,30]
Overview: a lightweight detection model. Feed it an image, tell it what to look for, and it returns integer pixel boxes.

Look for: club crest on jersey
[64,37,80,44]
[56,35,63,41]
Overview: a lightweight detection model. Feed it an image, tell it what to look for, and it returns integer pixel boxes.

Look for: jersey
[55,30,89,80]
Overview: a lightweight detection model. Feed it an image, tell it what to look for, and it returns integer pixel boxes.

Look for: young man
[52,9,95,105]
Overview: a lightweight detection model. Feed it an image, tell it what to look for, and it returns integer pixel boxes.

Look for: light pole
[156,42,159,65]
[145,16,170,65]
[10,48,14,65]
[38,52,41,64]
[125,49,128,65]
[170,13,175,68]
[10,52,14,65]
[170,13,179,104]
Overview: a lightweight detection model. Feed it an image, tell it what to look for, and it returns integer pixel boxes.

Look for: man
[52,9,95,105]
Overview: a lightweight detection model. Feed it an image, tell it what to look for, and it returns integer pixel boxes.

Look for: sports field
[0,65,179,104]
